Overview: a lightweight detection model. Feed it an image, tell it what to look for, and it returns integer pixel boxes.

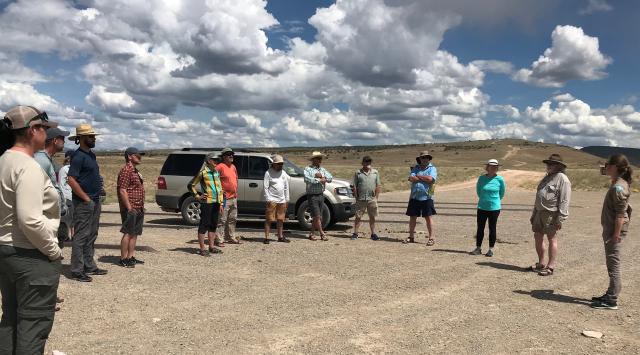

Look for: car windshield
[283,158,304,177]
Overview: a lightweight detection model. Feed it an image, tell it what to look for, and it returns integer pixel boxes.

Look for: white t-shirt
[58,164,72,201]
[263,168,290,203]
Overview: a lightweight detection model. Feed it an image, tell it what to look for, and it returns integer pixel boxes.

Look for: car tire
[180,196,201,226]
[297,199,331,231]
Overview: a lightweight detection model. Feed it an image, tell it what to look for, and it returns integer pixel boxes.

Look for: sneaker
[119,259,134,268]
[263,238,270,244]
[85,268,108,276]
[350,233,358,240]
[591,294,609,303]
[470,247,482,255]
[71,273,92,282]
[198,250,211,257]
[130,257,144,265]
[277,237,291,243]
[591,300,618,310]
[485,249,494,257]
[371,234,380,241]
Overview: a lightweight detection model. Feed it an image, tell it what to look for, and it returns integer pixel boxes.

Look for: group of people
[0,105,633,354]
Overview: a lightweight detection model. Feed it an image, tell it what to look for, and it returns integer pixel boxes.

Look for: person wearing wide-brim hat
[0,105,64,354]
[67,123,108,282]
[470,159,506,257]
[405,151,438,245]
[263,154,291,244]
[304,151,333,241]
[529,153,571,276]
[189,153,224,256]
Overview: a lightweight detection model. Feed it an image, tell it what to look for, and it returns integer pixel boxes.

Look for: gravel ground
[38,186,640,354]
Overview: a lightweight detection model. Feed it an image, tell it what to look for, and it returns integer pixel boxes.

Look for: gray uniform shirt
[534,172,572,223]
[353,168,381,201]
[601,178,631,237]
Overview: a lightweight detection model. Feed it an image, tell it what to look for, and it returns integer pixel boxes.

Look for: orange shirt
[216,163,238,199]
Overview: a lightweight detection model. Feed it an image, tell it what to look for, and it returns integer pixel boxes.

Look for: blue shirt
[410,164,437,201]
[68,148,102,201]
[476,174,506,211]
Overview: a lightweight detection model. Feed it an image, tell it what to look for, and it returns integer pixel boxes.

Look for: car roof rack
[181,148,260,153]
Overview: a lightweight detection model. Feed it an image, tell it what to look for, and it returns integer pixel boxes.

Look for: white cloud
[471,60,514,75]
[579,0,613,15]
[513,25,612,87]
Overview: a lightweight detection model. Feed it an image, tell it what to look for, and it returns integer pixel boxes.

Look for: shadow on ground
[513,289,592,305]
[476,261,530,272]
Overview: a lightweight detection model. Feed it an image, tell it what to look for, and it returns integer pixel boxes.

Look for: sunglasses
[25,111,49,128]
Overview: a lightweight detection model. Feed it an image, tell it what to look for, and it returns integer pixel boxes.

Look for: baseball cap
[124,147,145,157]
[220,147,234,156]
[486,159,501,166]
[206,152,219,160]
[46,127,70,140]
[3,106,57,130]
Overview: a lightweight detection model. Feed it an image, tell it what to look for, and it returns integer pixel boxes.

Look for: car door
[232,154,247,212]
[242,156,271,215]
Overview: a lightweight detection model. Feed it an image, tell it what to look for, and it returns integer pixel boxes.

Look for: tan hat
[3,105,57,130]
[542,154,566,168]
[417,150,432,160]
[272,154,284,164]
[68,123,100,140]
[309,151,326,160]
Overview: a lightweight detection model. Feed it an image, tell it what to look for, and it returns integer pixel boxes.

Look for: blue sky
[1,0,639,149]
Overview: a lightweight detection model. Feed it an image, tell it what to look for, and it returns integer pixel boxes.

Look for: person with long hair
[591,154,633,310]
[0,106,63,354]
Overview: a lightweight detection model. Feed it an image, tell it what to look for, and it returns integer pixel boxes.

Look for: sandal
[402,237,415,244]
[426,238,435,246]
[320,234,329,241]
[538,267,554,276]
[308,234,317,241]
[529,263,546,272]
[208,247,223,254]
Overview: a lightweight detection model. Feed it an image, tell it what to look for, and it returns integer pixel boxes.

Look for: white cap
[487,159,501,166]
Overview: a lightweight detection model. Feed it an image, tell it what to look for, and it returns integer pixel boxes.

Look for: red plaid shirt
[117,162,145,209]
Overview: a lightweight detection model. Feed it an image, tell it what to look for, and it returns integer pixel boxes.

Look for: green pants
[0,245,61,355]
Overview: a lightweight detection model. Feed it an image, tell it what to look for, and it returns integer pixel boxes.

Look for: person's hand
[608,234,621,244]
[199,193,208,201]
[315,172,323,178]
[408,176,418,183]
[319,177,327,184]
[219,205,224,213]
[555,223,562,230]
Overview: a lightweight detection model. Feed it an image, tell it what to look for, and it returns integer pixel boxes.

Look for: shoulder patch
[614,185,624,192]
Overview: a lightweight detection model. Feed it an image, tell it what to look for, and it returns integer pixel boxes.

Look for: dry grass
[517,169,640,192]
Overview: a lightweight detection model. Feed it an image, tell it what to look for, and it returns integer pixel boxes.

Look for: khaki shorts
[531,209,559,235]
[355,200,379,219]
[266,202,287,222]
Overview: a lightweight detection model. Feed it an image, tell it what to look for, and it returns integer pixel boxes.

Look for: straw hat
[271,154,284,164]
[68,123,100,140]
[309,151,326,160]
[416,150,432,160]
[542,154,566,168]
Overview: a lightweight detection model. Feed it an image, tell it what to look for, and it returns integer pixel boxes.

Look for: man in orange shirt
[216,148,241,245]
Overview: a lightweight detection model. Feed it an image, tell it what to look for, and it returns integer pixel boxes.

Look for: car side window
[233,155,248,179]
[247,157,270,180]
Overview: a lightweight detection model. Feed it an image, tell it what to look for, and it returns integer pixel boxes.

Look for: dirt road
[41,185,639,354]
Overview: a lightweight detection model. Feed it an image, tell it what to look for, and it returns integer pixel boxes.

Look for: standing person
[58,150,75,240]
[263,155,291,244]
[189,153,224,256]
[351,156,382,241]
[117,147,146,268]
[530,154,571,276]
[405,151,438,246]
[591,155,633,310]
[216,148,241,245]
[304,151,333,241]
[470,159,506,257]
[67,123,108,282]
[0,106,63,354]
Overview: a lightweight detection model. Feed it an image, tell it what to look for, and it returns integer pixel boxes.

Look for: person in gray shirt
[530,154,572,276]
[34,127,70,218]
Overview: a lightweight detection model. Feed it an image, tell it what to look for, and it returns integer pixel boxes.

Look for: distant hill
[581,146,640,166]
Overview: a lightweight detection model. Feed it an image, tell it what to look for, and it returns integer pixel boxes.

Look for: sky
[1,0,639,150]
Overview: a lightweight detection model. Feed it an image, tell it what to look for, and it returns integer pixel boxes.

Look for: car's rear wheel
[297,200,331,231]
[181,196,201,225]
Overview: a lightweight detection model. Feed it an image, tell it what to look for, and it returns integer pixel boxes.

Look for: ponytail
[608,154,633,185]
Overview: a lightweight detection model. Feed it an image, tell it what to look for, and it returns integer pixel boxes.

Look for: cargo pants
[70,199,101,274]
[218,198,238,242]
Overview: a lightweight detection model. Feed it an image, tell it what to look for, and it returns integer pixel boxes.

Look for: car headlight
[335,186,352,197]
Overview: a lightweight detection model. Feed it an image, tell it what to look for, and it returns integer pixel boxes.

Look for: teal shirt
[476,174,506,211]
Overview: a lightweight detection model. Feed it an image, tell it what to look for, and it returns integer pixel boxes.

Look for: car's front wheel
[180,196,201,225]
[297,199,331,231]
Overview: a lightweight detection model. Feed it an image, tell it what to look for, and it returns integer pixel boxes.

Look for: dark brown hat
[543,154,566,168]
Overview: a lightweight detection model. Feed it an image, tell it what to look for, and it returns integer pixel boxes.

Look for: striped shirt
[189,166,223,204]
[304,165,333,195]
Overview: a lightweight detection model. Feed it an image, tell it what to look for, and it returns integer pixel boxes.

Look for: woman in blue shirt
[471,159,506,257]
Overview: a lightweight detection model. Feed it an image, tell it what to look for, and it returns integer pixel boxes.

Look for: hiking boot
[591,300,618,310]
[470,247,482,255]
[371,234,380,241]
[350,233,358,240]
[208,247,223,254]
[71,273,93,282]
[485,249,494,257]
[86,268,108,276]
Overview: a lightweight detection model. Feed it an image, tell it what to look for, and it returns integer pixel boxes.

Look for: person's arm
[499,177,506,200]
[352,172,359,199]
[375,171,382,199]
[284,173,290,203]
[263,171,270,200]
[68,176,91,203]
[15,167,62,261]
[323,168,333,183]
[609,185,629,243]
[476,176,482,199]
[408,167,418,182]
[420,166,436,183]
[304,167,319,184]
[117,168,132,211]
[188,171,204,200]
[556,176,572,226]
